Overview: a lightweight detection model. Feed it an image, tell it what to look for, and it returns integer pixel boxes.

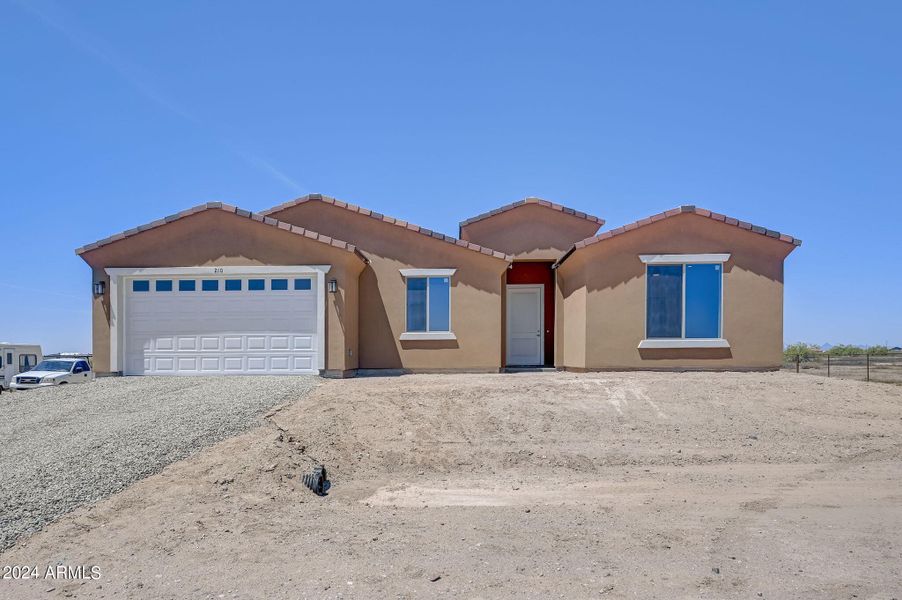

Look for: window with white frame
[640,254,728,346]
[399,269,455,339]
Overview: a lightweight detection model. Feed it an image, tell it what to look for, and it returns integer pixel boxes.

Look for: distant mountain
[819,343,881,353]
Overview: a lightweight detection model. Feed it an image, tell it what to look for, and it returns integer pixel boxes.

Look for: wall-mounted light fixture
[93,281,106,296]
[327,279,338,293]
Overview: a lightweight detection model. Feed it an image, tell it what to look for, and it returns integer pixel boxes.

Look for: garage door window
[249,279,265,291]
[178,280,196,292]
[202,280,219,292]
[155,280,173,292]
[272,279,289,291]
[294,278,311,290]
[225,279,242,291]
[132,280,150,292]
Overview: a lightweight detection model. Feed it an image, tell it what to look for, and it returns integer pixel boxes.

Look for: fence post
[796,354,800,374]
[827,353,830,378]
[867,353,870,382]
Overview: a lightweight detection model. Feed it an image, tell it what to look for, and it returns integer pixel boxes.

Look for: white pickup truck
[10,358,95,390]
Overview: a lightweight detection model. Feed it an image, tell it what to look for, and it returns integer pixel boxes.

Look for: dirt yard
[2,371,901,599]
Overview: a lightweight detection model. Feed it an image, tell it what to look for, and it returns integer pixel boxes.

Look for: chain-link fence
[782,353,902,385]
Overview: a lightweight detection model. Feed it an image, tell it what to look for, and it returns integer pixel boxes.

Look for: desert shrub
[823,344,890,356]
[784,343,820,362]
[865,345,891,356]
[827,344,865,356]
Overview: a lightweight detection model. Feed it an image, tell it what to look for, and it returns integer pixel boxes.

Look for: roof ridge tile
[553,205,802,268]
[458,196,605,228]
[262,194,512,261]
[75,203,363,260]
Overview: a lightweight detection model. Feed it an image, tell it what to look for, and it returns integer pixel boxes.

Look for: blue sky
[2,0,900,352]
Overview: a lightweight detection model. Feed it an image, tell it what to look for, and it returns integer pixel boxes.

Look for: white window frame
[638,254,730,349]
[399,268,457,341]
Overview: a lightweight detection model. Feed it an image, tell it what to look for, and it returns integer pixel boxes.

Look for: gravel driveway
[0,376,317,550]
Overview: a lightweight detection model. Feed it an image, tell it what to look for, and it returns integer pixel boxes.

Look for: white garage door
[123,274,320,375]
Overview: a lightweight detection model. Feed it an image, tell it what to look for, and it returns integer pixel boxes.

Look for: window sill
[638,338,730,349]
[400,332,457,341]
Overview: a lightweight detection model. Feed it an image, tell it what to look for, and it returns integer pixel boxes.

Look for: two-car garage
[110,267,327,376]
[77,203,368,377]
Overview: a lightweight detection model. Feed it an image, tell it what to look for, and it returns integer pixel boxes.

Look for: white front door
[506,285,543,366]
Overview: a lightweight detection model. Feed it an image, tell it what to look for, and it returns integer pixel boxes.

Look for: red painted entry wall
[506,261,555,366]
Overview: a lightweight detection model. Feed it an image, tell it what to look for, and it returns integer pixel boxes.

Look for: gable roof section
[74,202,368,262]
[553,205,802,268]
[458,197,605,230]
[263,194,512,262]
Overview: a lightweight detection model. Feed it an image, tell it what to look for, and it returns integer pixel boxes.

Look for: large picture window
[641,255,727,347]
[399,269,456,340]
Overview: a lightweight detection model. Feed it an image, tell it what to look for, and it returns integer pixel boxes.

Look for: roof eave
[74,202,366,262]
[552,205,801,269]
[459,197,605,229]
[263,194,513,263]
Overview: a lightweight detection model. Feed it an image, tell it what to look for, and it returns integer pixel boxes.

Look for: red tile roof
[74,202,368,262]
[554,205,802,268]
[263,194,512,262]
[458,197,605,229]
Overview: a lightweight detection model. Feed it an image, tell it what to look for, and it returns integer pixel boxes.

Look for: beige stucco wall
[554,270,565,366]
[268,201,510,371]
[459,204,601,260]
[560,276,587,368]
[557,213,796,370]
[78,210,365,375]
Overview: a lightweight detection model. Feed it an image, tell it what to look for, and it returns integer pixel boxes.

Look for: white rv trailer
[0,343,43,392]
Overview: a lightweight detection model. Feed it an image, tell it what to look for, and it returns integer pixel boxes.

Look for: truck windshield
[33,361,75,372]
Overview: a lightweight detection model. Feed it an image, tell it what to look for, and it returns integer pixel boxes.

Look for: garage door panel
[224,336,243,350]
[293,356,314,370]
[270,356,291,371]
[128,336,152,351]
[200,357,221,371]
[154,357,175,372]
[223,357,244,371]
[177,336,198,351]
[200,337,221,351]
[247,357,267,371]
[293,336,313,350]
[155,337,175,351]
[124,274,320,375]
[127,356,149,374]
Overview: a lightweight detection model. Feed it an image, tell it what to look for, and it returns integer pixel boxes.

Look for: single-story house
[76,195,801,376]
